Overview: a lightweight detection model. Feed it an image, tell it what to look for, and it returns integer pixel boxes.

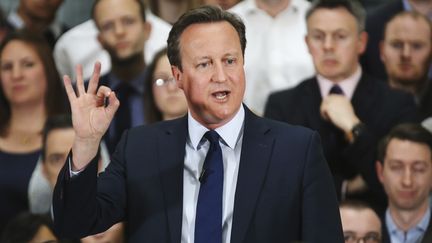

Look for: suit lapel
[231,108,274,243]
[303,78,323,130]
[351,74,376,122]
[158,117,188,242]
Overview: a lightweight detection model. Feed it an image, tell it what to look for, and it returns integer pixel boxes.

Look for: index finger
[63,75,77,103]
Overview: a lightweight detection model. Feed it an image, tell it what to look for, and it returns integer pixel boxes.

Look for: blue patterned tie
[195,130,223,243]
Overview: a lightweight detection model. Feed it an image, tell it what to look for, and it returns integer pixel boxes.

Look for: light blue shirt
[386,207,431,243]
[181,106,245,243]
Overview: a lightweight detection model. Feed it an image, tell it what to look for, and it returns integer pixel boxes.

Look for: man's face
[381,15,432,87]
[20,0,63,21]
[173,21,245,129]
[377,138,432,212]
[340,207,381,243]
[95,0,150,60]
[305,7,367,82]
[43,128,75,187]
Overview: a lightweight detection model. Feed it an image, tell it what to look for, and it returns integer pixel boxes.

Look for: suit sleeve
[302,132,344,242]
[52,131,129,238]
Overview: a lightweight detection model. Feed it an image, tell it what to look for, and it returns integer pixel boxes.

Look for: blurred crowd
[1,0,432,242]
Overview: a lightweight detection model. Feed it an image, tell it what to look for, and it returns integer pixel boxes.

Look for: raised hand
[320,95,360,138]
[64,62,119,170]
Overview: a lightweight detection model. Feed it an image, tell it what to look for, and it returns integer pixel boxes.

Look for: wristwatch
[350,123,366,143]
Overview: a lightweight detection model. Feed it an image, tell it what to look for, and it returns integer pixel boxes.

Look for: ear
[305,35,312,54]
[357,31,368,55]
[376,161,384,184]
[172,66,183,89]
[143,21,152,42]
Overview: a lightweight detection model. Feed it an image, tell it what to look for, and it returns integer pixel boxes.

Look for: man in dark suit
[53,5,344,243]
[361,0,432,81]
[91,0,151,153]
[376,124,432,243]
[265,0,417,212]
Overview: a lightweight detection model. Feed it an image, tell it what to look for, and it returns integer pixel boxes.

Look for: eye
[411,42,425,51]
[197,61,210,69]
[390,41,403,50]
[0,62,12,71]
[100,22,114,33]
[22,60,35,68]
[122,17,136,26]
[225,57,236,65]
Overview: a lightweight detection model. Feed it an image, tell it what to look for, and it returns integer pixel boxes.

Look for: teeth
[215,92,227,100]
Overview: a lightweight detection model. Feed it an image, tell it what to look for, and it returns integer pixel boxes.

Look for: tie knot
[329,84,344,95]
[204,130,220,145]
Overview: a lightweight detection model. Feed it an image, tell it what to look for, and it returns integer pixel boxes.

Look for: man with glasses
[376,123,432,243]
[91,0,151,153]
[340,200,382,243]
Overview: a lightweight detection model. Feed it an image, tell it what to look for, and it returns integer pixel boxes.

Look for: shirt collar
[240,0,300,16]
[386,207,431,234]
[317,65,362,100]
[188,105,245,150]
[108,69,147,95]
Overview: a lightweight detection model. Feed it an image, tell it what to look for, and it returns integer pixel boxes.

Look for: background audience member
[144,48,188,123]
[1,212,57,243]
[91,0,151,153]
[6,0,67,48]
[53,2,170,81]
[230,0,315,115]
[0,31,67,232]
[376,123,432,243]
[30,114,122,242]
[362,0,432,81]
[340,200,382,243]
[264,0,418,213]
[380,11,432,120]
[146,0,199,24]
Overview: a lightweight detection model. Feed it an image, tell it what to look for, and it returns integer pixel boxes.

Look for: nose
[323,35,334,51]
[401,44,411,58]
[212,62,227,83]
[114,22,125,36]
[12,65,22,80]
[402,168,413,187]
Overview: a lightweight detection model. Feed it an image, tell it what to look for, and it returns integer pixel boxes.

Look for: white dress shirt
[53,11,171,80]
[230,0,315,115]
[182,106,245,243]
[316,65,362,100]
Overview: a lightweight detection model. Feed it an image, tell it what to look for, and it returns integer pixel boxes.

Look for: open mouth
[213,91,230,100]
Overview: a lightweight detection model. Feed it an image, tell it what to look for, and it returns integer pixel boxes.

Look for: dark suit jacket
[264,74,417,212]
[52,107,344,243]
[381,211,432,243]
[361,0,404,81]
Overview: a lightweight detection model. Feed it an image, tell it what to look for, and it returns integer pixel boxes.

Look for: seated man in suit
[265,0,418,213]
[376,123,432,243]
[339,200,382,243]
[52,5,344,243]
[380,11,432,120]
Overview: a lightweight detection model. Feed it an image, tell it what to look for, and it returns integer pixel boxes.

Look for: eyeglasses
[153,76,176,87]
[344,232,381,243]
